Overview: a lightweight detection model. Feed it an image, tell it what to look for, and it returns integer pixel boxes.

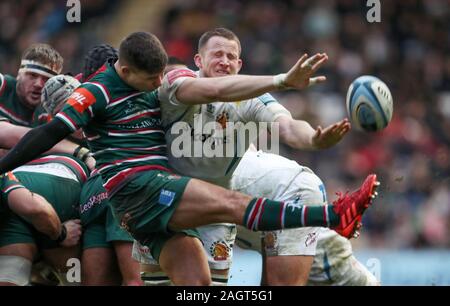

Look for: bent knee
[220,190,251,219]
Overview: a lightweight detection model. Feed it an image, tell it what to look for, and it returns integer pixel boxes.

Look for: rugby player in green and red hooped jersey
[0,154,87,285]
[0,43,62,127]
[0,31,379,285]
[0,44,95,169]
[74,44,142,286]
[0,43,63,153]
[41,44,141,285]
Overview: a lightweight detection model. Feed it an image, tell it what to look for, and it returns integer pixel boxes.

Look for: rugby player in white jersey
[1,31,378,286]
[132,28,375,285]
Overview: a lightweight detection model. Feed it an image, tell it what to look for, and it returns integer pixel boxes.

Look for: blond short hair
[21,43,63,74]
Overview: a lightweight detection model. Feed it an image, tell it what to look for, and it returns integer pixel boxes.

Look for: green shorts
[82,206,134,249]
[79,174,108,226]
[0,174,81,249]
[79,174,132,249]
[108,170,199,261]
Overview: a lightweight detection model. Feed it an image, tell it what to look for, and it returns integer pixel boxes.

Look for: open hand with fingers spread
[275,53,329,90]
[312,118,351,149]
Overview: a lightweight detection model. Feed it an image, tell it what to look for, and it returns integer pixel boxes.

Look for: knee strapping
[141,271,172,286]
[211,273,229,286]
[0,255,32,286]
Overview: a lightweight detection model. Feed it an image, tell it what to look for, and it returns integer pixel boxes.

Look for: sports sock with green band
[243,198,339,231]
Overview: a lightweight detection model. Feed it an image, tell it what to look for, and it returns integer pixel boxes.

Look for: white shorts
[197,223,236,270]
[132,223,236,270]
[233,165,325,257]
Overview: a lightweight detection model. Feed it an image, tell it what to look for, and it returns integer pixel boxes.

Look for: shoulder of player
[164,68,197,86]
[74,80,130,104]
[253,93,279,105]
[0,73,17,97]
[139,90,160,107]
[231,93,279,110]
[81,65,138,102]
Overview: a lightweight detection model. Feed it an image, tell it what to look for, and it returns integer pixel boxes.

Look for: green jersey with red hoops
[0,73,36,126]
[55,63,170,194]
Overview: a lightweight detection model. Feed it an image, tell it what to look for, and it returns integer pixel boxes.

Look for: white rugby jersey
[158,68,292,187]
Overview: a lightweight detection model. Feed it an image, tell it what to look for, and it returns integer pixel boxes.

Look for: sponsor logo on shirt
[215,111,229,129]
[67,88,96,113]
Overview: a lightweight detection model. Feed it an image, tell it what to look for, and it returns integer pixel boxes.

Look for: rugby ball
[346,75,393,132]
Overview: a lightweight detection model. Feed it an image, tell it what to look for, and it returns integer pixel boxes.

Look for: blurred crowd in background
[0,0,119,74]
[0,0,449,250]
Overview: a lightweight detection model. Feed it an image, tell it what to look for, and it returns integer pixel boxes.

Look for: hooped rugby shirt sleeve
[0,73,17,123]
[0,73,8,99]
[238,93,292,131]
[158,68,198,107]
[1,172,26,203]
[55,82,108,132]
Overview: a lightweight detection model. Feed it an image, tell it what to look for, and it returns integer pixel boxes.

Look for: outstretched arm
[277,116,351,150]
[0,119,72,174]
[174,53,328,105]
[0,121,83,155]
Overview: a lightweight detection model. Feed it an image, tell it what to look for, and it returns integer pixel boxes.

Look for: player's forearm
[9,190,61,239]
[47,138,81,156]
[278,117,316,150]
[29,202,61,240]
[177,75,278,105]
[0,119,71,174]
[0,122,31,149]
[0,122,82,156]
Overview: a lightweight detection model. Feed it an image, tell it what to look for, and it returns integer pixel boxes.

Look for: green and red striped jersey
[0,73,35,126]
[55,63,170,192]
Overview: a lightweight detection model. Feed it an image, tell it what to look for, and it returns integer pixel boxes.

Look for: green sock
[243,198,339,231]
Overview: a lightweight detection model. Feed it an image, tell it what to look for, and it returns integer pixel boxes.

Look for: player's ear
[120,66,131,77]
[236,59,243,73]
[194,54,202,69]
[16,69,24,81]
